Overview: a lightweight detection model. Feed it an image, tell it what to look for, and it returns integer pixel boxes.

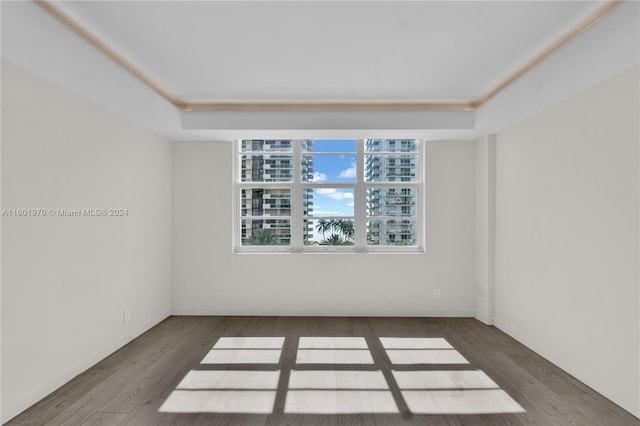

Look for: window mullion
[236,139,422,253]
[355,139,366,249]
[291,141,302,251]
[234,142,241,251]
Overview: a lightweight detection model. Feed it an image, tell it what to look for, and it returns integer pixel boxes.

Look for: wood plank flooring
[7,317,639,426]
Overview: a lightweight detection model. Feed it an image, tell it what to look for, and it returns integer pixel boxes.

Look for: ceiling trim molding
[34,0,185,108]
[35,0,622,113]
[472,0,623,107]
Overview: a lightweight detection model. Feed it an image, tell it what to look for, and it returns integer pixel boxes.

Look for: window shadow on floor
[159,335,525,420]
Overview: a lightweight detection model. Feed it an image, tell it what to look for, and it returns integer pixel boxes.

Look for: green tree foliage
[315,219,355,245]
[247,228,276,245]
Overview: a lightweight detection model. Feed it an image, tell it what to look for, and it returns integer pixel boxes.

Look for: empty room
[1,0,639,425]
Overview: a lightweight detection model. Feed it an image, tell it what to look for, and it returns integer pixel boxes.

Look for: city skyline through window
[236,139,422,251]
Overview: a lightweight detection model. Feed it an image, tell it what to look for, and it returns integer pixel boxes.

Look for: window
[235,139,423,252]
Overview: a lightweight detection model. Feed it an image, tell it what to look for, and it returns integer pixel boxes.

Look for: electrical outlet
[123,309,131,323]
[433,289,441,299]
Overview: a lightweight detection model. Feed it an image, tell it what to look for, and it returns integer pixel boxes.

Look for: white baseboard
[171,307,475,317]
[1,309,171,425]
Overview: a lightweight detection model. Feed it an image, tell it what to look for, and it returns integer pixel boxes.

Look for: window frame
[234,139,424,253]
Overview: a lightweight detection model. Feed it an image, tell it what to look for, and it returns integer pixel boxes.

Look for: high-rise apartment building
[240,139,418,246]
[365,139,419,246]
[240,140,314,245]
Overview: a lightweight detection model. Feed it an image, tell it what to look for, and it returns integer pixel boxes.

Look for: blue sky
[308,139,356,218]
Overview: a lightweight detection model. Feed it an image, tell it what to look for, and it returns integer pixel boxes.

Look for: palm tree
[325,233,345,245]
[336,219,354,241]
[316,218,355,245]
[316,219,332,239]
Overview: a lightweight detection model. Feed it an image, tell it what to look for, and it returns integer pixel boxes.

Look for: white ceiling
[49,0,604,101]
[1,1,639,141]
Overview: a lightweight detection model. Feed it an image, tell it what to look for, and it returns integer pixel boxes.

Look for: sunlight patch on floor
[160,335,525,416]
[289,370,388,389]
[202,336,285,364]
[296,349,374,364]
[284,390,399,414]
[386,349,469,364]
[177,370,281,390]
[392,370,499,389]
[159,390,277,414]
[380,337,453,349]
[401,389,525,414]
[299,337,368,349]
[213,337,285,349]
[201,349,282,364]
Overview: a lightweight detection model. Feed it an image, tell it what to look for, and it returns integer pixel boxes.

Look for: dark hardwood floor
[7,316,639,425]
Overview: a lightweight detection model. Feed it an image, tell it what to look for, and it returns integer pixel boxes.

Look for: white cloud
[316,188,334,195]
[346,202,355,207]
[338,162,356,178]
[312,172,328,182]
[312,210,347,217]
[316,188,354,201]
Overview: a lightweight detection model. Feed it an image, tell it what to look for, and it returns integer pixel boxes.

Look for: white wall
[172,140,476,316]
[1,60,172,423]
[494,66,639,417]
[0,41,4,426]
[475,135,495,325]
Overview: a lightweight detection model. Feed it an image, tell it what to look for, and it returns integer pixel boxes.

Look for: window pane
[241,140,294,153]
[307,188,354,217]
[241,155,294,182]
[302,139,356,153]
[237,139,422,251]
[241,189,291,217]
[365,139,418,153]
[365,155,419,182]
[242,219,291,246]
[302,188,314,216]
[367,220,418,246]
[302,218,314,245]
[306,218,355,246]
[302,155,356,182]
[367,188,417,217]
